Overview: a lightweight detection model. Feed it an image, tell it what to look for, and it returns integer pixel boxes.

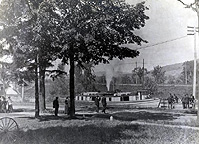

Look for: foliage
[179,61,199,84]
[132,67,148,84]
[167,75,176,84]
[48,78,69,100]
[95,74,106,84]
[50,0,149,116]
[48,63,69,100]
[0,0,149,117]
[151,65,166,84]
[182,61,193,84]
[121,75,132,84]
[51,0,149,65]
[75,64,96,93]
[143,76,158,95]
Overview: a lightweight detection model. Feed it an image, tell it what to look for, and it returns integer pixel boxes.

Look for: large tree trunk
[35,57,40,118]
[39,68,46,111]
[69,46,75,118]
[42,71,46,109]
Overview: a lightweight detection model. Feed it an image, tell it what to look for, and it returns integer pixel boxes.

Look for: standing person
[101,96,107,113]
[190,94,195,103]
[174,94,178,103]
[64,97,69,114]
[167,93,173,109]
[184,94,190,109]
[7,97,13,113]
[190,94,195,109]
[53,97,59,116]
[181,96,186,109]
[95,96,100,112]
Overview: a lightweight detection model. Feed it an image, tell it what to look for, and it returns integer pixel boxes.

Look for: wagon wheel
[0,117,19,144]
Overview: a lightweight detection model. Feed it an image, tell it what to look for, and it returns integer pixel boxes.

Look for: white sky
[95,0,198,73]
[0,0,197,74]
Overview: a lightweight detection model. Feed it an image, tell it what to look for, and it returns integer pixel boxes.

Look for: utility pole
[21,79,24,102]
[184,61,187,84]
[112,67,115,92]
[197,1,199,123]
[136,62,138,84]
[143,59,145,88]
[187,26,198,98]
[178,0,199,125]
[184,62,186,84]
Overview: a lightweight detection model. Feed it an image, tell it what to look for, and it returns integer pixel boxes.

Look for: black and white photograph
[0,0,198,143]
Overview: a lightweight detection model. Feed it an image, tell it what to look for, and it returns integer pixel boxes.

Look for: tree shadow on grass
[18,115,83,122]
[112,111,182,121]
[86,111,182,121]
[14,123,146,144]
[17,110,182,122]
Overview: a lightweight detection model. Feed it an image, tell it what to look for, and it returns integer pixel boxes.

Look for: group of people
[181,94,195,109]
[167,93,179,109]
[167,93,195,109]
[0,96,13,113]
[53,95,107,116]
[53,97,71,116]
[94,96,107,113]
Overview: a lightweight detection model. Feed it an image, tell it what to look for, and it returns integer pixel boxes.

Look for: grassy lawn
[6,118,199,144]
[1,101,197,144]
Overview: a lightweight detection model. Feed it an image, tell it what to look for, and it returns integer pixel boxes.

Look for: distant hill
[95,62,185,78]
[162,62,183,78]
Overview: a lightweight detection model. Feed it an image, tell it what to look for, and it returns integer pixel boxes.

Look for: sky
[94,0,198,73]
[0,0,197,75]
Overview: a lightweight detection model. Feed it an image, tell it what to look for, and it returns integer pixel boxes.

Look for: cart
[0,117,19,143]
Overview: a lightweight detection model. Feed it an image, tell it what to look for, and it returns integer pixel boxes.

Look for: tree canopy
[0,0,149,117]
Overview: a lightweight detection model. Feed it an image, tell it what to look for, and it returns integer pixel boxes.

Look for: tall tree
[0,0,60,116]
[151,65,166,84]
[0,0,149,118]
[132,67,148,84]
[50,0,149,117]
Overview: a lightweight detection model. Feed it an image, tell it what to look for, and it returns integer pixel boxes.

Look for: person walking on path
[101,96,107,113]
[53,97,59,116]
[95,96,100,112]
[64,97,69,114]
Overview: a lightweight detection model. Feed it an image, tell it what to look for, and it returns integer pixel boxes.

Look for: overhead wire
[135,35,189,50]
[119,35,191,67]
